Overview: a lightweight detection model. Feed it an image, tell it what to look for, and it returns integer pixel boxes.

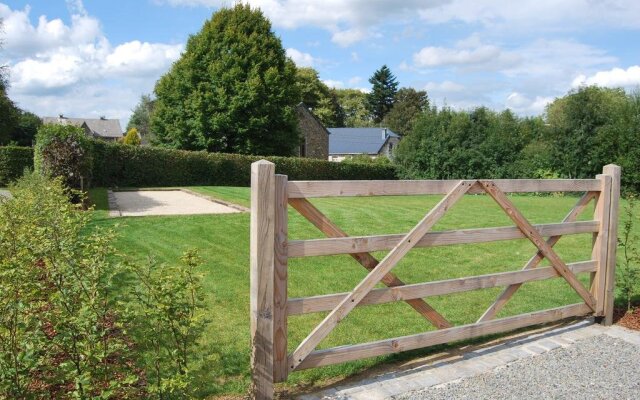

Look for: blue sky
[1,0,639,127]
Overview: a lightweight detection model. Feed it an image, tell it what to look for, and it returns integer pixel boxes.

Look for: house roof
[327,127,399,155]
[42,116,123,138]
[296,103,331,137]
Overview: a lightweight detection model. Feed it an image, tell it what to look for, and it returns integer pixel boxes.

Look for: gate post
[250,160,276,399]
[602,164,621,325]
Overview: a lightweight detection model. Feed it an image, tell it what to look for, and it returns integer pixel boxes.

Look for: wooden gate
[249,160,621,399]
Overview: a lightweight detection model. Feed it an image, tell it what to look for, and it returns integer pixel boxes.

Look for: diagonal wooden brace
[479,181,596,311]
[288,180,474,371]
[288,197,452,329]
[477,191,596,322]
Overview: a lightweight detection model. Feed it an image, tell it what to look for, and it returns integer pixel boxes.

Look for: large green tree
[9,110,42,146]
[1,19,20,145]
[151,4,299,155]
[367,65,398,123]
[335,88,373,127]
[294,67,344,127]
[127,94,155,144]
[383,88,429,136]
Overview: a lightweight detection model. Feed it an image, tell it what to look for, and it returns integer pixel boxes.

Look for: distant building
[42,115,124,141]
[327,127,400,162]
[295,103,330,159]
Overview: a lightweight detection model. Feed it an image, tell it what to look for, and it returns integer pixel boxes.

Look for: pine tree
[367,65,398,123]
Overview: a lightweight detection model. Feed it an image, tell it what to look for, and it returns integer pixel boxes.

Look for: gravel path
[395,334,640,400]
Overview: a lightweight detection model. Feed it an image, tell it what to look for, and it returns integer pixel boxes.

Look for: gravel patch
[395,335,640,400]
[112,190,241,216]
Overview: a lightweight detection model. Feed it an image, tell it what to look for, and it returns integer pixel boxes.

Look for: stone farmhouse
[42,115,124,141]
[295,103,330,159]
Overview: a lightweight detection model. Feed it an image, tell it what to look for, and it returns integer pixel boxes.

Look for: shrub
[90,140,397,187]
[121,128,141,146]
[618,195,640,311]
[0,172,142,398]
[0,172,209,399]
[34,124,93,190]
[0,146,33,185]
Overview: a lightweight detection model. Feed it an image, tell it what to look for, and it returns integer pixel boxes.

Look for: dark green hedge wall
[0,147,34,186]
[90,141,397,187]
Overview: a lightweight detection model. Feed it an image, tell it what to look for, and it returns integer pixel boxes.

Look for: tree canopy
[151,4,299,155]
[383,88,429,136]
[367,65,398,123]
[294,67,344,127]
[127,94,155,144]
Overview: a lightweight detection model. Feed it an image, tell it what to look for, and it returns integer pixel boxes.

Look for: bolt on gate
[249,160,621,399]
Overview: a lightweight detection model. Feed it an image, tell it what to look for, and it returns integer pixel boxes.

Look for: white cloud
[572,65,640,89]
[158,0,445,46]
[424,80,465,92]
[350,52,360,62]
[419,0,640,31]
[414,44,502,67]
[2,2,182,125]
[285,48,315,67]
[348,76,362,86]
[322,79,344,88]
[505,92,553,115]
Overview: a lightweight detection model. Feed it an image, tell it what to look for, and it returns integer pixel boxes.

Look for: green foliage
[0,81,19,145]
[0,172,211,399]
[34,124,93,190]
[367,65,398,123]
[295,68,344,127]
[334,89,373,127]
[342,153,391,165]
[0,172,143,398]
[127,94,155,144]
[122,128,142,146]
[0,146,33,185]
[90,140,397,187]
[383,88,428,136]
[152,4,299,155]
[395,107,542,180]
[618,195,640,311]
[128,250,207,398]
[9,110,41,146]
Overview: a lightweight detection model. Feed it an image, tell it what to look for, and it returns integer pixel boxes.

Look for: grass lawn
[88,187,632,397]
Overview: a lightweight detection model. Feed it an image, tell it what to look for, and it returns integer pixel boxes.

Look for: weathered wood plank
[296,303,592,370]
[288,198,451,329]
[288,220,599,258]
[273,175,288,383]
[479,181,596,310]
[250,160,276,399]
[287,179,601,198]
[288,180,474,370]
[603,164,621,325]
[477,192,596,322]
[288,260,596,315]
[592,176,611,316]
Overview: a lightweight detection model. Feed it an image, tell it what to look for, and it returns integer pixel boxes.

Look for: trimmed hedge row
[0,146,34,186]
[91,141,397,187]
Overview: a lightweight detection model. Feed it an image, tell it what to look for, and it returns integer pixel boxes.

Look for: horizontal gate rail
[296,303,592,370]
[287,179,601,198]
[287,260,596,315]
[249,162,621,400]
[288,220,599,258]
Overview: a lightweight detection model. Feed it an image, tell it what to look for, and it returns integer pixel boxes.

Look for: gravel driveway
[110,190,242,216]
[396,334,640,400]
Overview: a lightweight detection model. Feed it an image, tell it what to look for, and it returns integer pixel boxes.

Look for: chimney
[382,128,388,140]
[58,114,64,119]
[100,116,107,120]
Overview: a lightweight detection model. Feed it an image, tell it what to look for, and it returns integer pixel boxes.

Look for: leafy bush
[618,195,640,311]
[121,128,142,146]
[0,172,209,399]
[90,140,397,187]
[0,146,33,185]
[34,124,93,190]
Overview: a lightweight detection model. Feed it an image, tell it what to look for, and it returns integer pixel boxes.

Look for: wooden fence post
[273,174,289,382]
[250,160,276,399]
[602,164,621,325]
[592,174,611,316]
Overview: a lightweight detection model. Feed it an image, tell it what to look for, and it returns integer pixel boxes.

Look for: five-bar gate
[249,160,621,399]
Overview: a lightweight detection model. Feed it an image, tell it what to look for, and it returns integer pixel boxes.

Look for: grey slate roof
[327,127,399,155]
[42,116,123,139]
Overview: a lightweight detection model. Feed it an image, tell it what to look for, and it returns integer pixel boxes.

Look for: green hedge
[90,141,397,187]
[0,146,33,186]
